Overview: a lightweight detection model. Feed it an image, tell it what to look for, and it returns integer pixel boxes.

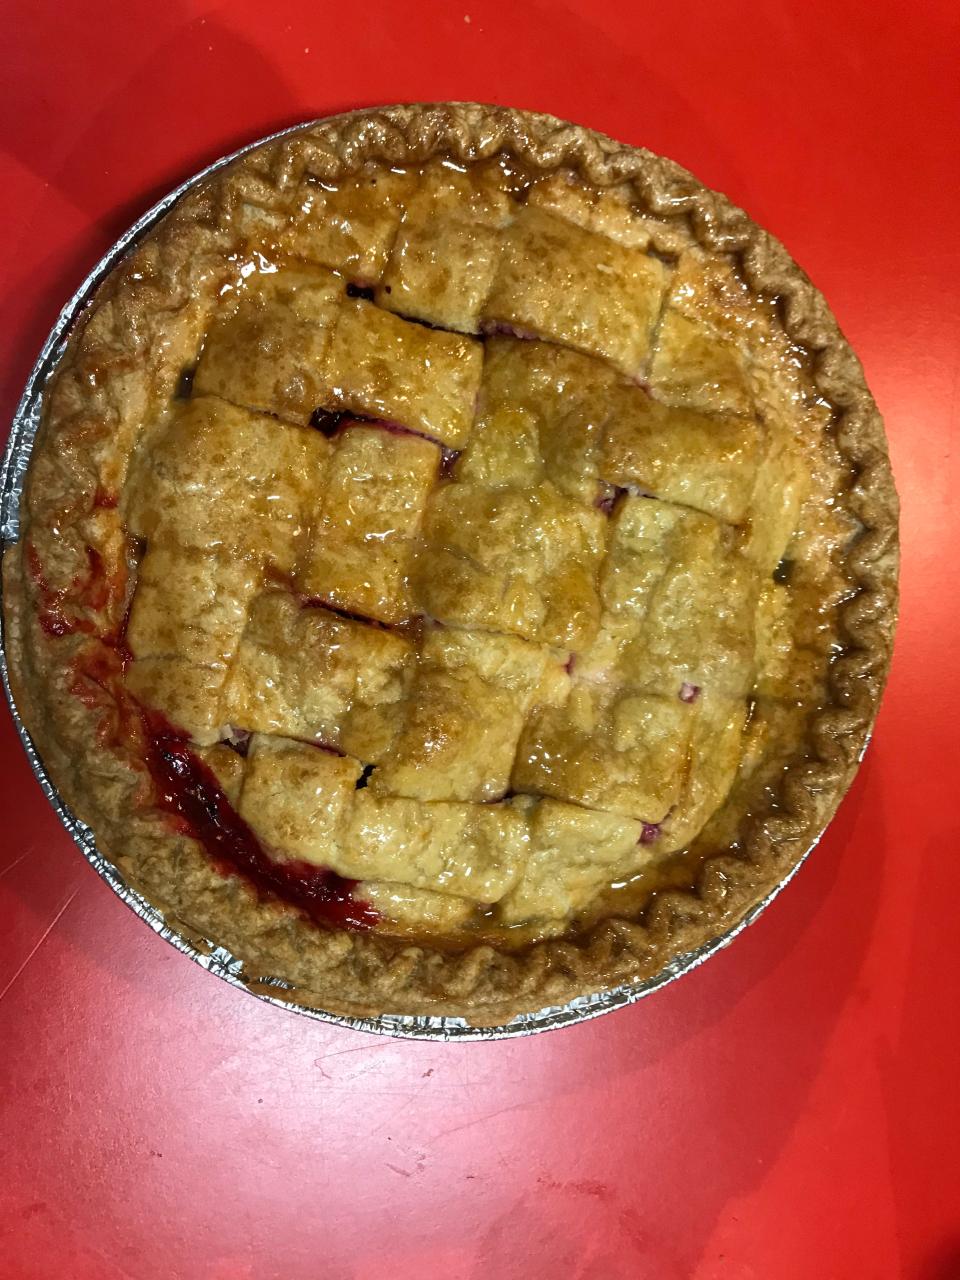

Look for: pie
[1,105,899,1025]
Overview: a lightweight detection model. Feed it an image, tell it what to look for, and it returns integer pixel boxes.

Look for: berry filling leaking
[220,725,252,756]
[308,410,453,477]
[439,446,461,479]
[295,592,400,632]
[309,408,355,437]
[142,713,378,931]
[594,482,623,516]
[479,319,538,341]
[679,682,701,704]
[27,543,125,640]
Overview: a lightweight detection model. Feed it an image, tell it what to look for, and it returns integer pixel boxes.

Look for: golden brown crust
[1,104,898,1023]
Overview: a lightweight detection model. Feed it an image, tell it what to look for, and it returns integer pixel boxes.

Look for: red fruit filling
[143,712,378,931]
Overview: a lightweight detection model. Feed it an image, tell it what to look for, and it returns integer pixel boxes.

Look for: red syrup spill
[30,519,376,931]
[67,599,134,734]
[142,713,379,931]
[27,543,77,638]
[27,542,126,638]
[79,547,112,612]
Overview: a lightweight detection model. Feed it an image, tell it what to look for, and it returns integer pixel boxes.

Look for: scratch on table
[314,1039,396,1067]
[431,1099,532,1143]
[0,849,31,882]
[366,1081,432,1137]
[0,887,81,1007]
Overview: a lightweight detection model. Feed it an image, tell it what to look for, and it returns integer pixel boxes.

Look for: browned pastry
[1,105,898,1024]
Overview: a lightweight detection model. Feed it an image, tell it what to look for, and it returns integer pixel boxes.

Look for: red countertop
[1,2,959,1276]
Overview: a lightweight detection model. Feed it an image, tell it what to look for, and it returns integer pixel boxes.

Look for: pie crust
[1,105,899,1025]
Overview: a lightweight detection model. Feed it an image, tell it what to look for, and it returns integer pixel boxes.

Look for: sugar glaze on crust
[1,105,898,1023]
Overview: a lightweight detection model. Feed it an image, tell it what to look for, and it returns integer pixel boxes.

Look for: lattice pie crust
[2,106,898,1022]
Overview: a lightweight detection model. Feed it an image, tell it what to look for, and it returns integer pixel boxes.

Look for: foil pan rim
[0,115,833,1041]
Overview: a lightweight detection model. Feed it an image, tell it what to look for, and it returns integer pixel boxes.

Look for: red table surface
[1,2,959,1277]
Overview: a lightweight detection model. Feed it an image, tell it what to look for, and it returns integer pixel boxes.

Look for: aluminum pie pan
[0,115,836,1041]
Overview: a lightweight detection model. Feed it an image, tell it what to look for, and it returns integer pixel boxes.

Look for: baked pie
[1,105,898,1024]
